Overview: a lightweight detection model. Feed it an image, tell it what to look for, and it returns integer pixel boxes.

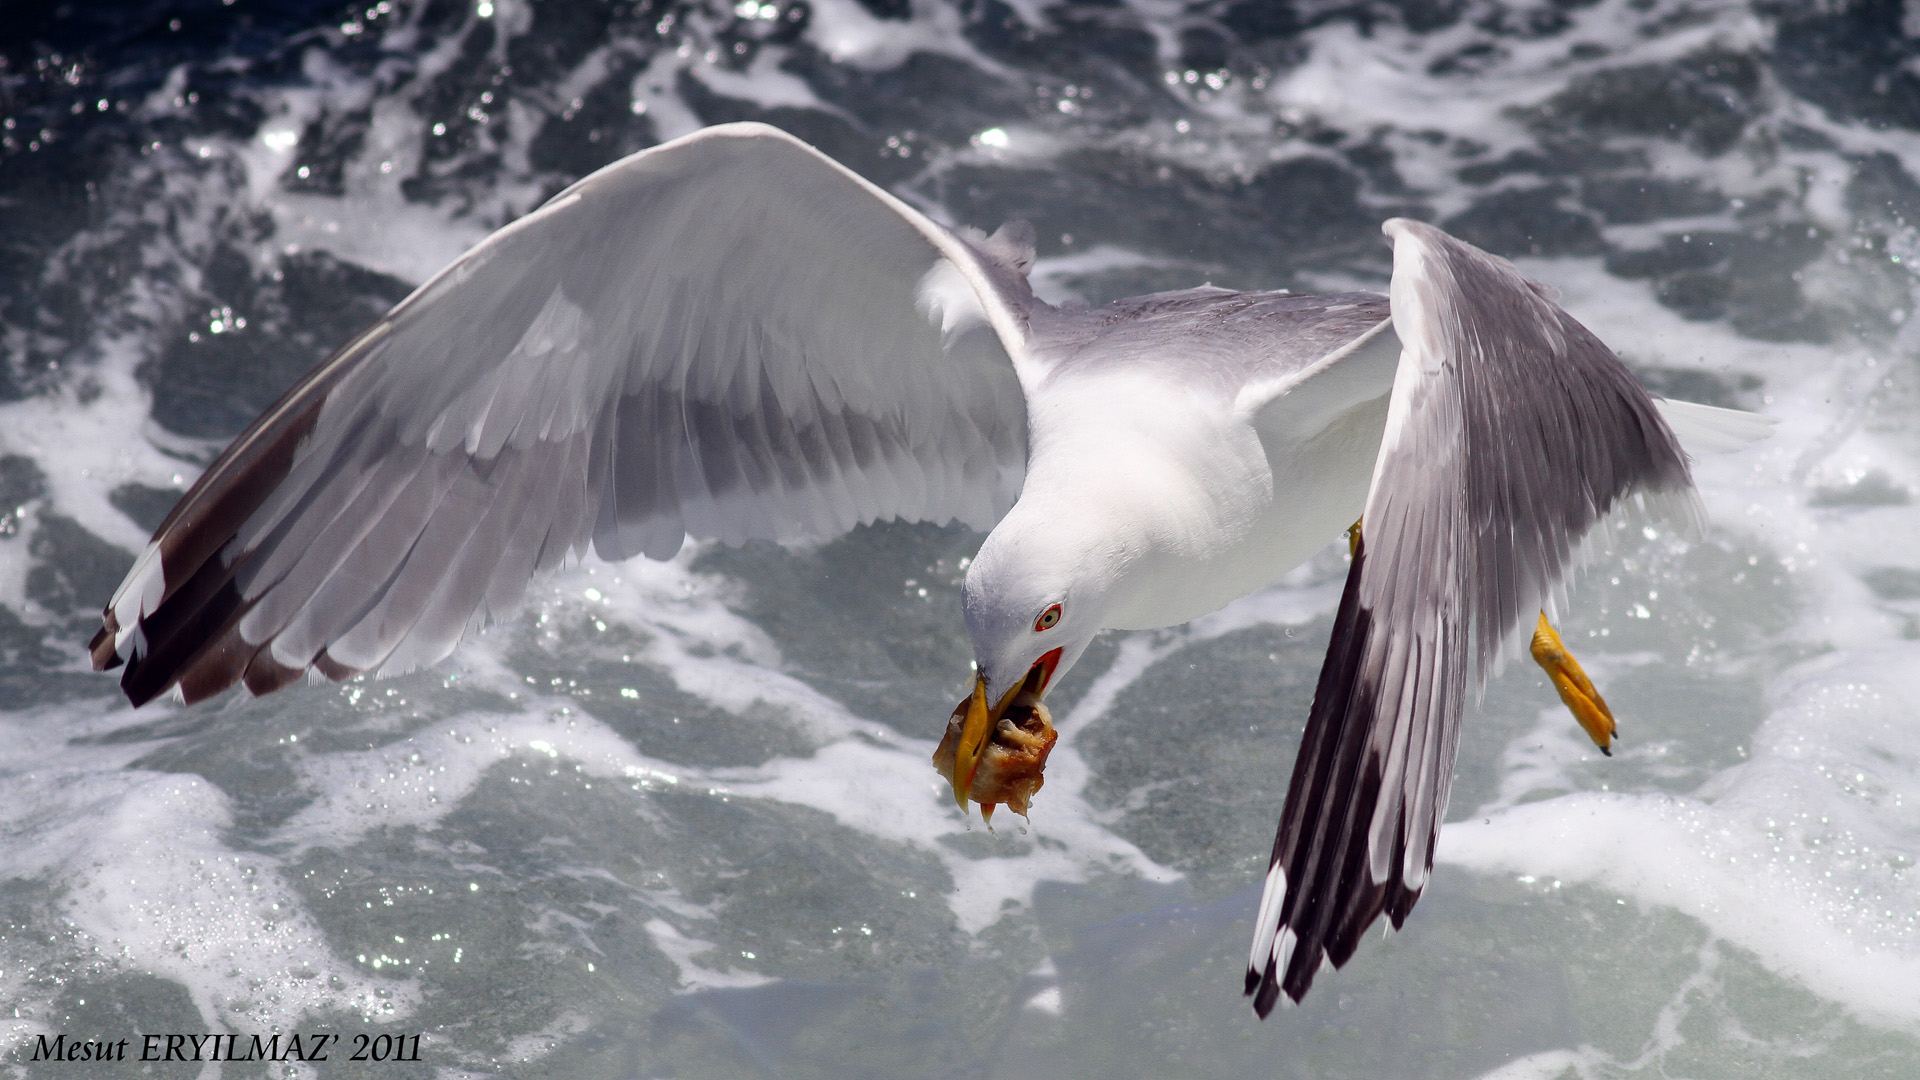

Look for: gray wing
[1043,286,1394,399]
[1246,218,1700,1013]
[92,122,1033,707]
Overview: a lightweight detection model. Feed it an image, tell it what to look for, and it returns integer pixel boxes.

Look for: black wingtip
[1251,958,1284,1018]
[89,617,118,670]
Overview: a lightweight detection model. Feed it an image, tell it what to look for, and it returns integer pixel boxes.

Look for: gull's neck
[997,364,1276,631]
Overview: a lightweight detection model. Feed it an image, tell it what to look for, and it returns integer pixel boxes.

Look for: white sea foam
[510,560,1181,934]
[1448,643,1920,1031]
[0,707,408,1054]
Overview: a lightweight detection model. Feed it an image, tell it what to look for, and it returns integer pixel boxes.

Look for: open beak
[932,648,1063,820]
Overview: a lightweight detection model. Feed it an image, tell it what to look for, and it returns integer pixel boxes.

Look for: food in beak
[932,669,1057,820]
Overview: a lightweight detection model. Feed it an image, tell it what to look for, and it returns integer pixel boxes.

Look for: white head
[960,502,1121,705]
[930,505,1121,818]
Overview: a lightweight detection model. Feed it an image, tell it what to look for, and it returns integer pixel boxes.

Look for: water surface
[3,0,1919,1076]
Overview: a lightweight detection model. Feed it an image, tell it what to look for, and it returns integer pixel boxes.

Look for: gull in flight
[92,122,1768,1014]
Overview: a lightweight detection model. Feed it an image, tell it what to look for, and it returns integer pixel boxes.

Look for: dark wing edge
[1246,218,1700,1014]
[88,320,384,699]
[92,122,1034,708]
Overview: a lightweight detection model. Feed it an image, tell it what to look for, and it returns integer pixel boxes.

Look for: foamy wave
[6,0,1920,1070]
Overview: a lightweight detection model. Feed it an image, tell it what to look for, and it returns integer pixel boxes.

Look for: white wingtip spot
[120,622,147,664]
[1274,928,1297,981]
[1248,863,1288,974]
[111,543,166,657]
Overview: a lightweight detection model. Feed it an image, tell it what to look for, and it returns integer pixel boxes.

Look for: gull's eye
[1034,604,1062,632]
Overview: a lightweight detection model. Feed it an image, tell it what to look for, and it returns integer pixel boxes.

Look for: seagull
[91,121,1767,1015]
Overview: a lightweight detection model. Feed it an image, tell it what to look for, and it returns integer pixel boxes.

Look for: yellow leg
[1347,516,1362,558]
[1529,612,1618,756]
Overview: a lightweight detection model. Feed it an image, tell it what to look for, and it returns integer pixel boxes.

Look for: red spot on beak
[1033,647,1063,694]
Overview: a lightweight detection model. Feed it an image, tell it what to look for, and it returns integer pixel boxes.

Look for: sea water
[1,0,1918,1076]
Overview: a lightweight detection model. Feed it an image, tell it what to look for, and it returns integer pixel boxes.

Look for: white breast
[1016,363,1389,631]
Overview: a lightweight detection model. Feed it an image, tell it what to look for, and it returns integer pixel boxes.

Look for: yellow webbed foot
[1529,612,1618,756]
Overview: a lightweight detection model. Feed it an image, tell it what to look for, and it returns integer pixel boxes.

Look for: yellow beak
[949,671,1025,808]
[932,658,1061,820]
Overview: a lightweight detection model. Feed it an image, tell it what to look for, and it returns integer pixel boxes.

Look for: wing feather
[1248,219,1698,1013]
[96,123,1034,705]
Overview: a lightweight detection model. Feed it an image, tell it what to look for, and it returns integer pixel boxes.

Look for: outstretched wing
[93,122,1034,707]
[1245,218,1699,1014]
